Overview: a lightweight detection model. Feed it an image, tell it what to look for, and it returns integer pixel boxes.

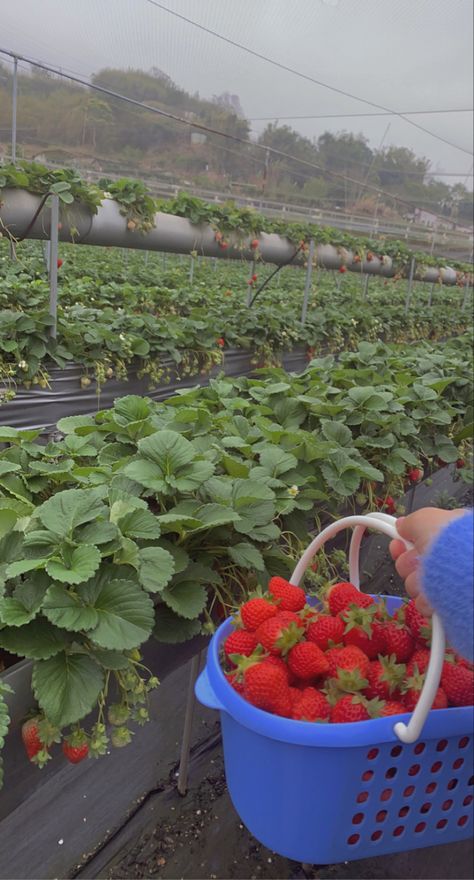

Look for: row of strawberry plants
[1,161,472,274]
[0,335,472,777]
[0,242,471,397]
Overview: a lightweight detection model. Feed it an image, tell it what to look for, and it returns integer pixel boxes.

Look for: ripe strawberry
[407,467,423,483]
[441,661,474,707]
[216,337,225,348]
[342,606,386,659]
[377,700,407,717]
[367,251,374,262]
[240,598,277,632]
[62,736,89,764]
[21,718,43,761]
[456,458,465,469]
[331,694,371,723]
[251,273,258,282]
[250,238,259,249]
[243,661,292,716]
[364,655,406,700]
[328,645,370,692]
[404,600,432,646]
[220,241,229,249]
[292,687,330,721]
[384,619,415,663]
[268,577,306,612]
[57,258,63,268]
[287,642,329,681]
[406,649,431,678]
[264,653,296,684]
[307,614,344,650]
[274,610,305,628]
[339,266,347,273]
[255,616,303,656]
[403,671,448,711]
[327,582,359,615]
[224,629,258,664]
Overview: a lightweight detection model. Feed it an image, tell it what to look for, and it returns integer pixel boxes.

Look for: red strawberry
[268,577,306,612]
[57,258,63,268]
[339,266,347,274]
[292,687,330,721]
[407,467,423,483]
[331,694,371,723]
[406,649,431,678]
[62,738,89,764]
[364,655,406,701]
[307,614,344,650]
[21,718,43,761]
[328,645,370,692]
[441,661,474,707]
[250,238,259,249]
[403,672,448,711]
[342,606,386,659]
[240,598,277,632]
[216,337,225,348]
[287,642,329,681]
[325,647,344,678]
[243,661,292,716]
[255,616,303,656]
[274,610,305,629]
[327,582,360,615]
[224,629,258,664]
[384,619,415,663]
[263,653,295,684]
[405,600,432,646]
[456,458,465,469]
[377,700,407,717]
[251,273,258,282]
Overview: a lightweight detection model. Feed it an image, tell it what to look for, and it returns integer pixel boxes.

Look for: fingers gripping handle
[289,514,445,744]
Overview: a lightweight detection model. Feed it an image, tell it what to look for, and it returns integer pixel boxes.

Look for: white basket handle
[290,513,445,744]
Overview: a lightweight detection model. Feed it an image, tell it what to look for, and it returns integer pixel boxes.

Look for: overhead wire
[249,109,474,120]
[143,0,473,157]
[0,47,469,223]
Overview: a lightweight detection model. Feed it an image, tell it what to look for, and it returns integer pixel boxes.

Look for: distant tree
[212,92,245,118]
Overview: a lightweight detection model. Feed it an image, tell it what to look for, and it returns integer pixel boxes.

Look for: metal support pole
[48,194,59,338]
[300,239,315,325]
[176,652,202,796]
[162,253,167,270]
[428,283,435,307]
[212,257,217,272]
[189,255,194,283]
[404,257,416,315]
[11,56,18,162]
[462,280,470,310]
[362,274,369,301]
[144,250,148,265]
[246,259,256,306]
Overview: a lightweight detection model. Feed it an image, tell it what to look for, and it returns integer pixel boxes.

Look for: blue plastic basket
[196,514,474,864]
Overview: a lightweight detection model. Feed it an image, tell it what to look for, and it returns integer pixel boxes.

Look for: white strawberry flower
[288,485,299,497]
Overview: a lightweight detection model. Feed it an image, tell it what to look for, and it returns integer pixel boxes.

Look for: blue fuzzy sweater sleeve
[421,511,473,660]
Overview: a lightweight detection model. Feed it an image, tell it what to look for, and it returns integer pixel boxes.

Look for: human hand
[389,507,466,616]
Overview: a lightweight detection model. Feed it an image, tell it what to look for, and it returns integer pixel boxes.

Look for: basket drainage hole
[459,737,470,748]
[371,830,383,842]
[437,819,448,830]
[453,758,464,770]
[393,826,404,837]
[362,770,374,782]
[420,803,431,814]
[425,782,437,794]
[380,788,393,802]
[442,799,453,811]
[390,745,402,758]
[408,764,421,776]
[414,742,426,755]
[415,822,427,833]
[356,791,369,804]
[403,785,416,797]
[447,778,458,791]
[398,806,410,818]
[352,813,364,825]
[458,816,469,827]
[347,834,360,845]
[436,739,448,752]
[469,775,474,786]
[463,795,473,806]
[376,810,387,822]
[431,761,443,773]
[367,748,379,760]
[385,767,397,779]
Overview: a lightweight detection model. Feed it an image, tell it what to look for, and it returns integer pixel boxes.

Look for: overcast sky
[1,0,473,187]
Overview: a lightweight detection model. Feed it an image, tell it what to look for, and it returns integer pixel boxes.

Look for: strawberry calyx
[342,604,378,637]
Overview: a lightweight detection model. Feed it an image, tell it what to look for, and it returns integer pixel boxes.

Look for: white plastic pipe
[0,188,467,285]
